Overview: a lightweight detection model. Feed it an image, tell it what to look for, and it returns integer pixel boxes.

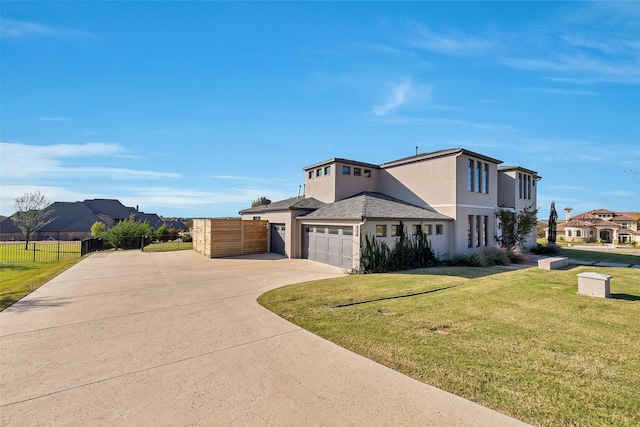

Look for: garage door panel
[303,226,353,269]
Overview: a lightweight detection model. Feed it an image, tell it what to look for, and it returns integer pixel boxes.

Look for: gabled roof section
[303,158,380,171]
[134,212,164,229]
[297,192,453,221]
[592,209,615,214]
[83,199,131,220]
[39,202,99,232]
[239,197,324,214]
[381,148,502,169]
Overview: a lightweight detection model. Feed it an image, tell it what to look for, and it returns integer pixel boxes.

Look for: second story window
[364,169,371,177]
[436,224,443,235]
[354,167,361,176]
[316,169,322,177]
[308,171,313,179]
[468,159,474,192]
[342,166,351,175]
[324,166,331,175]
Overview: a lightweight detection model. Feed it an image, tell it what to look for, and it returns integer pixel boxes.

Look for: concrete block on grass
[577,272,611,298]
[538,257,569,270]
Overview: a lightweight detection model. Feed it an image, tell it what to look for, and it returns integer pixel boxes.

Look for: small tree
[13,191,55,249]
[251,196,271,207]
[495,205,538,250]
[91,221,106,237]
[547,201,558,244]
[157,223,171,242]
[103,214,153,250]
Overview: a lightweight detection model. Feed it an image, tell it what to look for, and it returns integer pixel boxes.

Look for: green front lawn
[143,241,193,252]
[259,266,640,426]
[0,257,84,311]
[563,248,640,265]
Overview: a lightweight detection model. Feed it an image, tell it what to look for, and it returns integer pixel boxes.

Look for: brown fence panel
[192,219,267,258]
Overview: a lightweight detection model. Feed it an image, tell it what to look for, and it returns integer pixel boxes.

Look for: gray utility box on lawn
[577,272,611,298]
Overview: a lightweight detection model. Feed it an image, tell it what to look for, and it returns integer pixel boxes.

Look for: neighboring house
[0,198,164,241]
[557,209,640,244]
[240,147,541,269]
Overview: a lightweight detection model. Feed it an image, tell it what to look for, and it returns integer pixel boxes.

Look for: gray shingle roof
[83,199,131,220]
[297,192,452,221]
[239,197,324,214]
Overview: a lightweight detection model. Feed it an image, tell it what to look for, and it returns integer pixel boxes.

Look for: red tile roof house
[239,147,541,269]
[557,209,640,245]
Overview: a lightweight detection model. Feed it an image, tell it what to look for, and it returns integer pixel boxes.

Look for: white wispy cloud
[122,186,293,212]
[505,54,640,85]
[373,80,413,116]
[407,24,494,56]
[543,88,598,96]
[0,18,93,40]
[37,117,74,122]
[0,142,179,181]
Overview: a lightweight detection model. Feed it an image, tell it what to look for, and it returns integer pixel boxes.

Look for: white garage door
[302,226,353,269]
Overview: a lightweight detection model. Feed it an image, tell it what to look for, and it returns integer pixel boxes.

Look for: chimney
[564,207,573,221]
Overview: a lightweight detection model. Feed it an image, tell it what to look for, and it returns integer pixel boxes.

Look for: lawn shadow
[398,265,518,279]
[610,293,640,301]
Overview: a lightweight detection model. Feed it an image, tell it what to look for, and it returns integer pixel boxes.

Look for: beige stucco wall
[378,155,456,210]
[305,161,379,203]
[497,170,516,208]
[304,166,337,203]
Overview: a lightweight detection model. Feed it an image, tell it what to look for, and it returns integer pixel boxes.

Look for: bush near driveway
[259,266,640,427]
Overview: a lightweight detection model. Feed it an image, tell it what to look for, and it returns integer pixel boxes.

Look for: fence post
[58,240,61,261]
[33,242,36,262]
[141,235,145,252]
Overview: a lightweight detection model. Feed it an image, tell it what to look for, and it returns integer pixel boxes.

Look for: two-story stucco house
[557,209,640,244]
[240,148,540,269]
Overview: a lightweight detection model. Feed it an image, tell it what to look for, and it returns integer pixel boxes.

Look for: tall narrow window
[476,161,482,193]
[468,216,473,248]
[518,173,523,199]
[468,159,474,192]
[476,215,482,247]
[527,175,532,200]
[483,216,488,246]
[483,163,489,194]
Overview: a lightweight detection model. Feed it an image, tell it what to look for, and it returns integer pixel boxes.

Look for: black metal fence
[0,238,103,263]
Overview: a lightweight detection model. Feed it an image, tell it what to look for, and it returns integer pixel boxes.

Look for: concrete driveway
[1,250,529,426]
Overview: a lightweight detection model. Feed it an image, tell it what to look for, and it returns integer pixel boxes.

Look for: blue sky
[1,1,638,219]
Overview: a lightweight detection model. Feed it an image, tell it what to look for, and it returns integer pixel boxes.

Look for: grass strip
[0,257,83,311]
